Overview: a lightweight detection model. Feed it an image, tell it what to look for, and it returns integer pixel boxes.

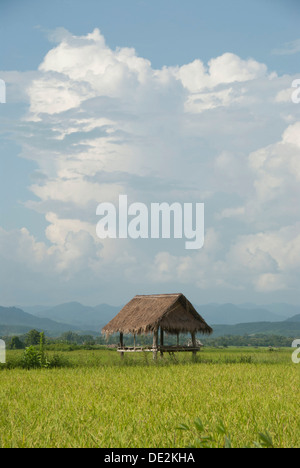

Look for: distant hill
[23,301,300,329]
[20,305,53,315]
[238,302,300,319]
[3,301,300,339]
[210,321,300,338]
[285,314,300,323]
[30,302,120,331]
[196,303,284,325]
[263,303,300,318]
[0,306,81,336]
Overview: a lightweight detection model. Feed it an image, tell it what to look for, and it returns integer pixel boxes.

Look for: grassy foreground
[0,347,299,448]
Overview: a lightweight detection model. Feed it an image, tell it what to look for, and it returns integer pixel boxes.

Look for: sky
[0,0,300,307]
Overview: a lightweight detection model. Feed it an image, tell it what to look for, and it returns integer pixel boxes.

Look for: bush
[22,346,49,369]
[10,336,24,350]
[21,347,71,369]
[47,353,70,368]
[21,332,69,369]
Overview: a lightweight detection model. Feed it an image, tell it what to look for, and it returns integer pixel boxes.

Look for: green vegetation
[1,329,297,350]
[9,336,24,350]
[0,346,298,448]
[201,334,294,348]
[210,321,300,338]
[177,417,275,448]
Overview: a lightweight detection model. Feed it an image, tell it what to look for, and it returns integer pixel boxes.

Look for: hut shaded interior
[102,293,213,358]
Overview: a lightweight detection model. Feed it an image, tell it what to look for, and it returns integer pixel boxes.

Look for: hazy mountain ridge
[285,314,300,323]
[210,321,300,338]
[0,301,299,338]
[195,303,285,325]
[237,302,300,318]
[26,301,295,327]
[0,306,81,336]
[27,302,120,329]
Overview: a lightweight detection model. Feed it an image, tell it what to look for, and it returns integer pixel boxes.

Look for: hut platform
[117,345,202,353]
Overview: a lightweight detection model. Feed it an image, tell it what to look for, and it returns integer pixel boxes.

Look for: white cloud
[275,87,294,103]
[29,74,91,115]
[2,28,300,303]
[31,179,125,207]
[254,273,287,292]
[0,227,47,268]
[45,212,96,245]
[248,122,300,217]
[216,206,245,220]
[26,30,270,120]
[208,53,267,86]
[176,53,267,93]
[226,224,300,291]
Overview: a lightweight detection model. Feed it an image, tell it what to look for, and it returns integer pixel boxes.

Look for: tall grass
[0,348,298,448]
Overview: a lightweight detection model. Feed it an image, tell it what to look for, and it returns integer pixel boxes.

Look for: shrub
[22,346,49,369]
[22,332,50,369]
[47,353,70,368]
[10,336,24,350]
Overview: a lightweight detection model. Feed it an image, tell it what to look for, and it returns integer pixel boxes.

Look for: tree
[60,331,81,343]
[10,336,24,349]
[22,331,49,369]
[26,329,43,346]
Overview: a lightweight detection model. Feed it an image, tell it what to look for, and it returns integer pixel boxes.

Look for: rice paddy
[0,347,299,448]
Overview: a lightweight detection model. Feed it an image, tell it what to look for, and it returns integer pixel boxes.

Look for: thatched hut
[102,293,213,359]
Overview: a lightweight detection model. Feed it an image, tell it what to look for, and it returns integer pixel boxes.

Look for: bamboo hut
[102,293,213,359]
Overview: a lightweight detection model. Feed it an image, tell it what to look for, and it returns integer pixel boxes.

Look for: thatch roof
[102,293,213,336]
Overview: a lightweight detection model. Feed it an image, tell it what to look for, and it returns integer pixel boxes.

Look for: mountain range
[196,303,286,325]
[25,302,120,329]
[0,306,82,336]
[0,302,120,336]
[0,301,299,337]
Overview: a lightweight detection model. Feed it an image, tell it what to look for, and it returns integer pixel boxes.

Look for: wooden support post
[153,328,158,361]
[120,332,124,359]
[191,331,197,361]
[160,328,164,358]
[176,332,179,346]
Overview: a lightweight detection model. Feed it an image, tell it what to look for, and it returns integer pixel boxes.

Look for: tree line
[0,329,295,350]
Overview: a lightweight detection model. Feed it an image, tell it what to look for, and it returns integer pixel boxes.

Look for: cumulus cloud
[246,121,300,228]
[1,28,300,304]
[26,29,270,120]
[227,224,300,291]
[175,53,267,93]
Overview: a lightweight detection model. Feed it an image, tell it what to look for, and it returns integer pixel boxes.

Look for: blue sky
[0,0,300,306]
[1,0,300,72]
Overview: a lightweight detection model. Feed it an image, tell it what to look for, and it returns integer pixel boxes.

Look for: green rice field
[0,347,299,448]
